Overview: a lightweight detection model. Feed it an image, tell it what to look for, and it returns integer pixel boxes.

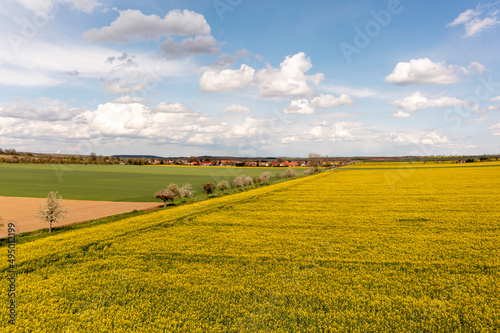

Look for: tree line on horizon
[0,149,351,167]
[154,167,325,207]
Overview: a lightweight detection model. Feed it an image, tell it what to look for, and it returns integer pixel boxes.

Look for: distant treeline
[0,148,135,165]
[1,148,498,165]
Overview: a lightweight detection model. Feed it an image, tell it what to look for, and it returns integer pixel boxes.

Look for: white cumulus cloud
[284,93,354,115]
[222,117,268,139]
[311,94,354,108]
[84,9,211,43]
[159,35,219,59]
[392,110,411,118]
[153,102,191,113]
[188,133,214,145]
[487,123,500,135]
[0,97,82,121]
[385,58,485,85]
[388,131,449,145]
[81,103,152,136]
[104,80,146,95]
[329,122,362,142]
[281,126,324,144]
[390,91,473,113]
[284,99,315,114]
[199,52,324,98]
[256,52,324,98]
[221,104,251,114]
[476,104,500,113]
[112,95,146,104]
[199,64,256,92]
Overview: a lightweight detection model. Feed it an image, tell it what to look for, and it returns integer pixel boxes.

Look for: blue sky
[0,0,499,157]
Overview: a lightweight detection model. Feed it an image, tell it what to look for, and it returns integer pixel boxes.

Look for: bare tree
[308,153,322,167]
[36,191,67,233]
[216,180,230,194]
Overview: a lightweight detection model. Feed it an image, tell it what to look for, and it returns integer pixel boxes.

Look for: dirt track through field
[0,196,161,238]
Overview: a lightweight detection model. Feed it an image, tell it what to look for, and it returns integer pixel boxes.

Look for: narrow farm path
[0,196,160,238]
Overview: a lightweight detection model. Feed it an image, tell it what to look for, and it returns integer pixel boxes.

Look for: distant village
[1,148,498,166]
[0,148,358,167]
[136,157,355,168]
[148,158,306,167]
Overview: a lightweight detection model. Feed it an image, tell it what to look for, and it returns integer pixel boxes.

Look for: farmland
[1,162,500,332]
[0,164,303,202]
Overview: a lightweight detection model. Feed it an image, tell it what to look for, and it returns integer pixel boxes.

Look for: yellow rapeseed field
[1,162,499,332]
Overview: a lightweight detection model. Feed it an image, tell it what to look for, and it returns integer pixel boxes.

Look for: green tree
[202,182,216,196]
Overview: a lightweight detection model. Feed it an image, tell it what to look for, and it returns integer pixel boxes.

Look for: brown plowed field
[0,196,161,238]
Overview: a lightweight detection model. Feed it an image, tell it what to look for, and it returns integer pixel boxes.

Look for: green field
[1,163,499,331]
[0,164,303,202]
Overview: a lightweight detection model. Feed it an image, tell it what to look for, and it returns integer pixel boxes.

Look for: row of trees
[1,149,340,167]
[13,166,325,235]
[154,171,277,206]
[154,183,194,207]
[154,168,323,207]
[0,149,122,165]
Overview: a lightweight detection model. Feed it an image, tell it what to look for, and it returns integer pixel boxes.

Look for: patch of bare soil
[0,196,161,238]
